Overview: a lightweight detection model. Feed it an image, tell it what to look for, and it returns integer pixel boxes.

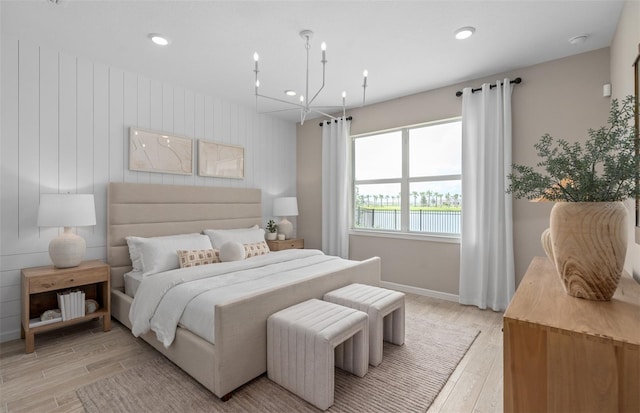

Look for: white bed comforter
[129,249,358,347]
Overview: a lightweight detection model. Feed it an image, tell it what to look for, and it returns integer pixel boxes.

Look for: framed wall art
[198,140,245,179]
[129,127,193,175]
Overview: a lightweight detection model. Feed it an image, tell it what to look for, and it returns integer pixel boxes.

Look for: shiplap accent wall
[0,38,297,342]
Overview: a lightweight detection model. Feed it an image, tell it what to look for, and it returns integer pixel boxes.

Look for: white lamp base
[278,218,294,240]
[49,227,86,268]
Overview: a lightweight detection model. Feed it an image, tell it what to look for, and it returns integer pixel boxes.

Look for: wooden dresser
[504,257,640,413]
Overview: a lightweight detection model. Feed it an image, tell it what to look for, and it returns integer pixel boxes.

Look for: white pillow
[126,233,207,272]
[219,241,246,262]
[203,225,265,248]
[130,233,213,276]
[125,237,145,272]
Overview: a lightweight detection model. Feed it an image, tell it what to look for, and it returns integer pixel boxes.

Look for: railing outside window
[354,207,461,234]
[352,118,462,237]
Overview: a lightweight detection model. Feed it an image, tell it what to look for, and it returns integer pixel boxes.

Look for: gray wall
[297,48,612,296]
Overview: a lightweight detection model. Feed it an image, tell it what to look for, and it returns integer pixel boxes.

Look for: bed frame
[107,182,381,399]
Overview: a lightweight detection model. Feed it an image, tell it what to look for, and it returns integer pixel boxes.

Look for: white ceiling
[1,0,624,122]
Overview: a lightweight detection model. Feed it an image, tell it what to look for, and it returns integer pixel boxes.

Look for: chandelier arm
[256,93,306,108]
[305,35,310,111]
[309,105,345,109]
[257,107,304,115]
[308,84,326,107]
[308,60,327,106]
[312,109,339,119]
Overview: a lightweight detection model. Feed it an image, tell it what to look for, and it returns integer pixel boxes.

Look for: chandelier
[253,30,368,124]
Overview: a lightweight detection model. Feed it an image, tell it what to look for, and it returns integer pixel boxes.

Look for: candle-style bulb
[253,52,259,62]
[342,91,347,98]
[363,69,368,78]
[321,42,326,51]
[256,79,260,88]
[299,95,305,102]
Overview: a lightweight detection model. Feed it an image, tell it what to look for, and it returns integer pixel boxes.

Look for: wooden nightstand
[21,260,111,353]
[266,238,304,251]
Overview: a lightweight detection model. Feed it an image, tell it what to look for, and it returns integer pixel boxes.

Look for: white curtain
[459,79,515,311]
[322,118,351,258]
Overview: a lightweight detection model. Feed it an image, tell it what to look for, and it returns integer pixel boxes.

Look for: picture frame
[198,140,245,179]
[129,127,193,175]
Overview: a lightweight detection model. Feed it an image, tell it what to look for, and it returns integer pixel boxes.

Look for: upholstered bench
[267,298,369,410]
[324,283,405,366]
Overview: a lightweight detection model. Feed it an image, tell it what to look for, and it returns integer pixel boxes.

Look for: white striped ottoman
[267,298,369,411]
[324,283,405,366]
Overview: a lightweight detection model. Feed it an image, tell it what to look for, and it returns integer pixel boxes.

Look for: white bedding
[129,249,359,347]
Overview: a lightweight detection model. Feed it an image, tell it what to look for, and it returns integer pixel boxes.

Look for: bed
[107,182,381,399]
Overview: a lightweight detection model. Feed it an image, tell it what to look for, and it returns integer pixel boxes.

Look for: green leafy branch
[507,96,639,202]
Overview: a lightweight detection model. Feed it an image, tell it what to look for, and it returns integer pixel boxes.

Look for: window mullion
[401,128,410,232]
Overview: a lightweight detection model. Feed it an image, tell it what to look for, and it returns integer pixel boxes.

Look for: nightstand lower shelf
[22,309,110,352]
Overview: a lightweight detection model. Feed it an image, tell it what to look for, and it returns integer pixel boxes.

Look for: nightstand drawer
[267,238,304,251]
[29,267,108,293]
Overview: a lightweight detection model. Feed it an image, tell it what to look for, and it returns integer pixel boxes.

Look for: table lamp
[37,194,96,268]
[273,197,298,239]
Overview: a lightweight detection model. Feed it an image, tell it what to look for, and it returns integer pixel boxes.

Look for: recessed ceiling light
[568,34,588,45]
[148,33,169,46]
[285,90,297,97]
[454,26,475,40]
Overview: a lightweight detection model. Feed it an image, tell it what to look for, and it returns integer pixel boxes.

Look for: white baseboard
[1,329,20,344]
[380,281,459,302]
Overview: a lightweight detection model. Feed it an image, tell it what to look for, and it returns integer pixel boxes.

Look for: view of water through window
[353,119,462,235]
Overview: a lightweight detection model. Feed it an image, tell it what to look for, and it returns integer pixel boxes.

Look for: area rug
[77,314,479,412]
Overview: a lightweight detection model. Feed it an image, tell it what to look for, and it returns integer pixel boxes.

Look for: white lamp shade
[273,197,298,240]
[37,194,96,228]
[37,194,96,268]
[273,197,298,217]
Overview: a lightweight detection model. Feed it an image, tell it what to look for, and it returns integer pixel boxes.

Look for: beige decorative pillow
[177,249,221,268]
[244,241,270,258]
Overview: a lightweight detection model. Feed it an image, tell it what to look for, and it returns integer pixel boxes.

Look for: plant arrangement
[507,95,638,202]
[266,219,278,233]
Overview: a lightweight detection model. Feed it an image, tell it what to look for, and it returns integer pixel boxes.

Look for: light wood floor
[0,294,504,413]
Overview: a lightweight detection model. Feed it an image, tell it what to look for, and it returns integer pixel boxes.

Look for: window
[352,118,462,236]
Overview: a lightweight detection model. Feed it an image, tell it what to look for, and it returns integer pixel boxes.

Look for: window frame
[350,117,462,239]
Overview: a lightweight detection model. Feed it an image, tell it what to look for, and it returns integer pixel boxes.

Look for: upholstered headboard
[107,182,262,289]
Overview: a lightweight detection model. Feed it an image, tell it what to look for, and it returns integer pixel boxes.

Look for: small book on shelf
[57,292,67,321]
[71,291,78,318]
[63,293,72,319]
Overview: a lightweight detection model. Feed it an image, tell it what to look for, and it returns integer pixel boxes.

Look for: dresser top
[504,256,640,345]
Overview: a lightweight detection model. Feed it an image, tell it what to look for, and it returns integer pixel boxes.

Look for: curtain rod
[455,77,522,97]
[319,116,353,127]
